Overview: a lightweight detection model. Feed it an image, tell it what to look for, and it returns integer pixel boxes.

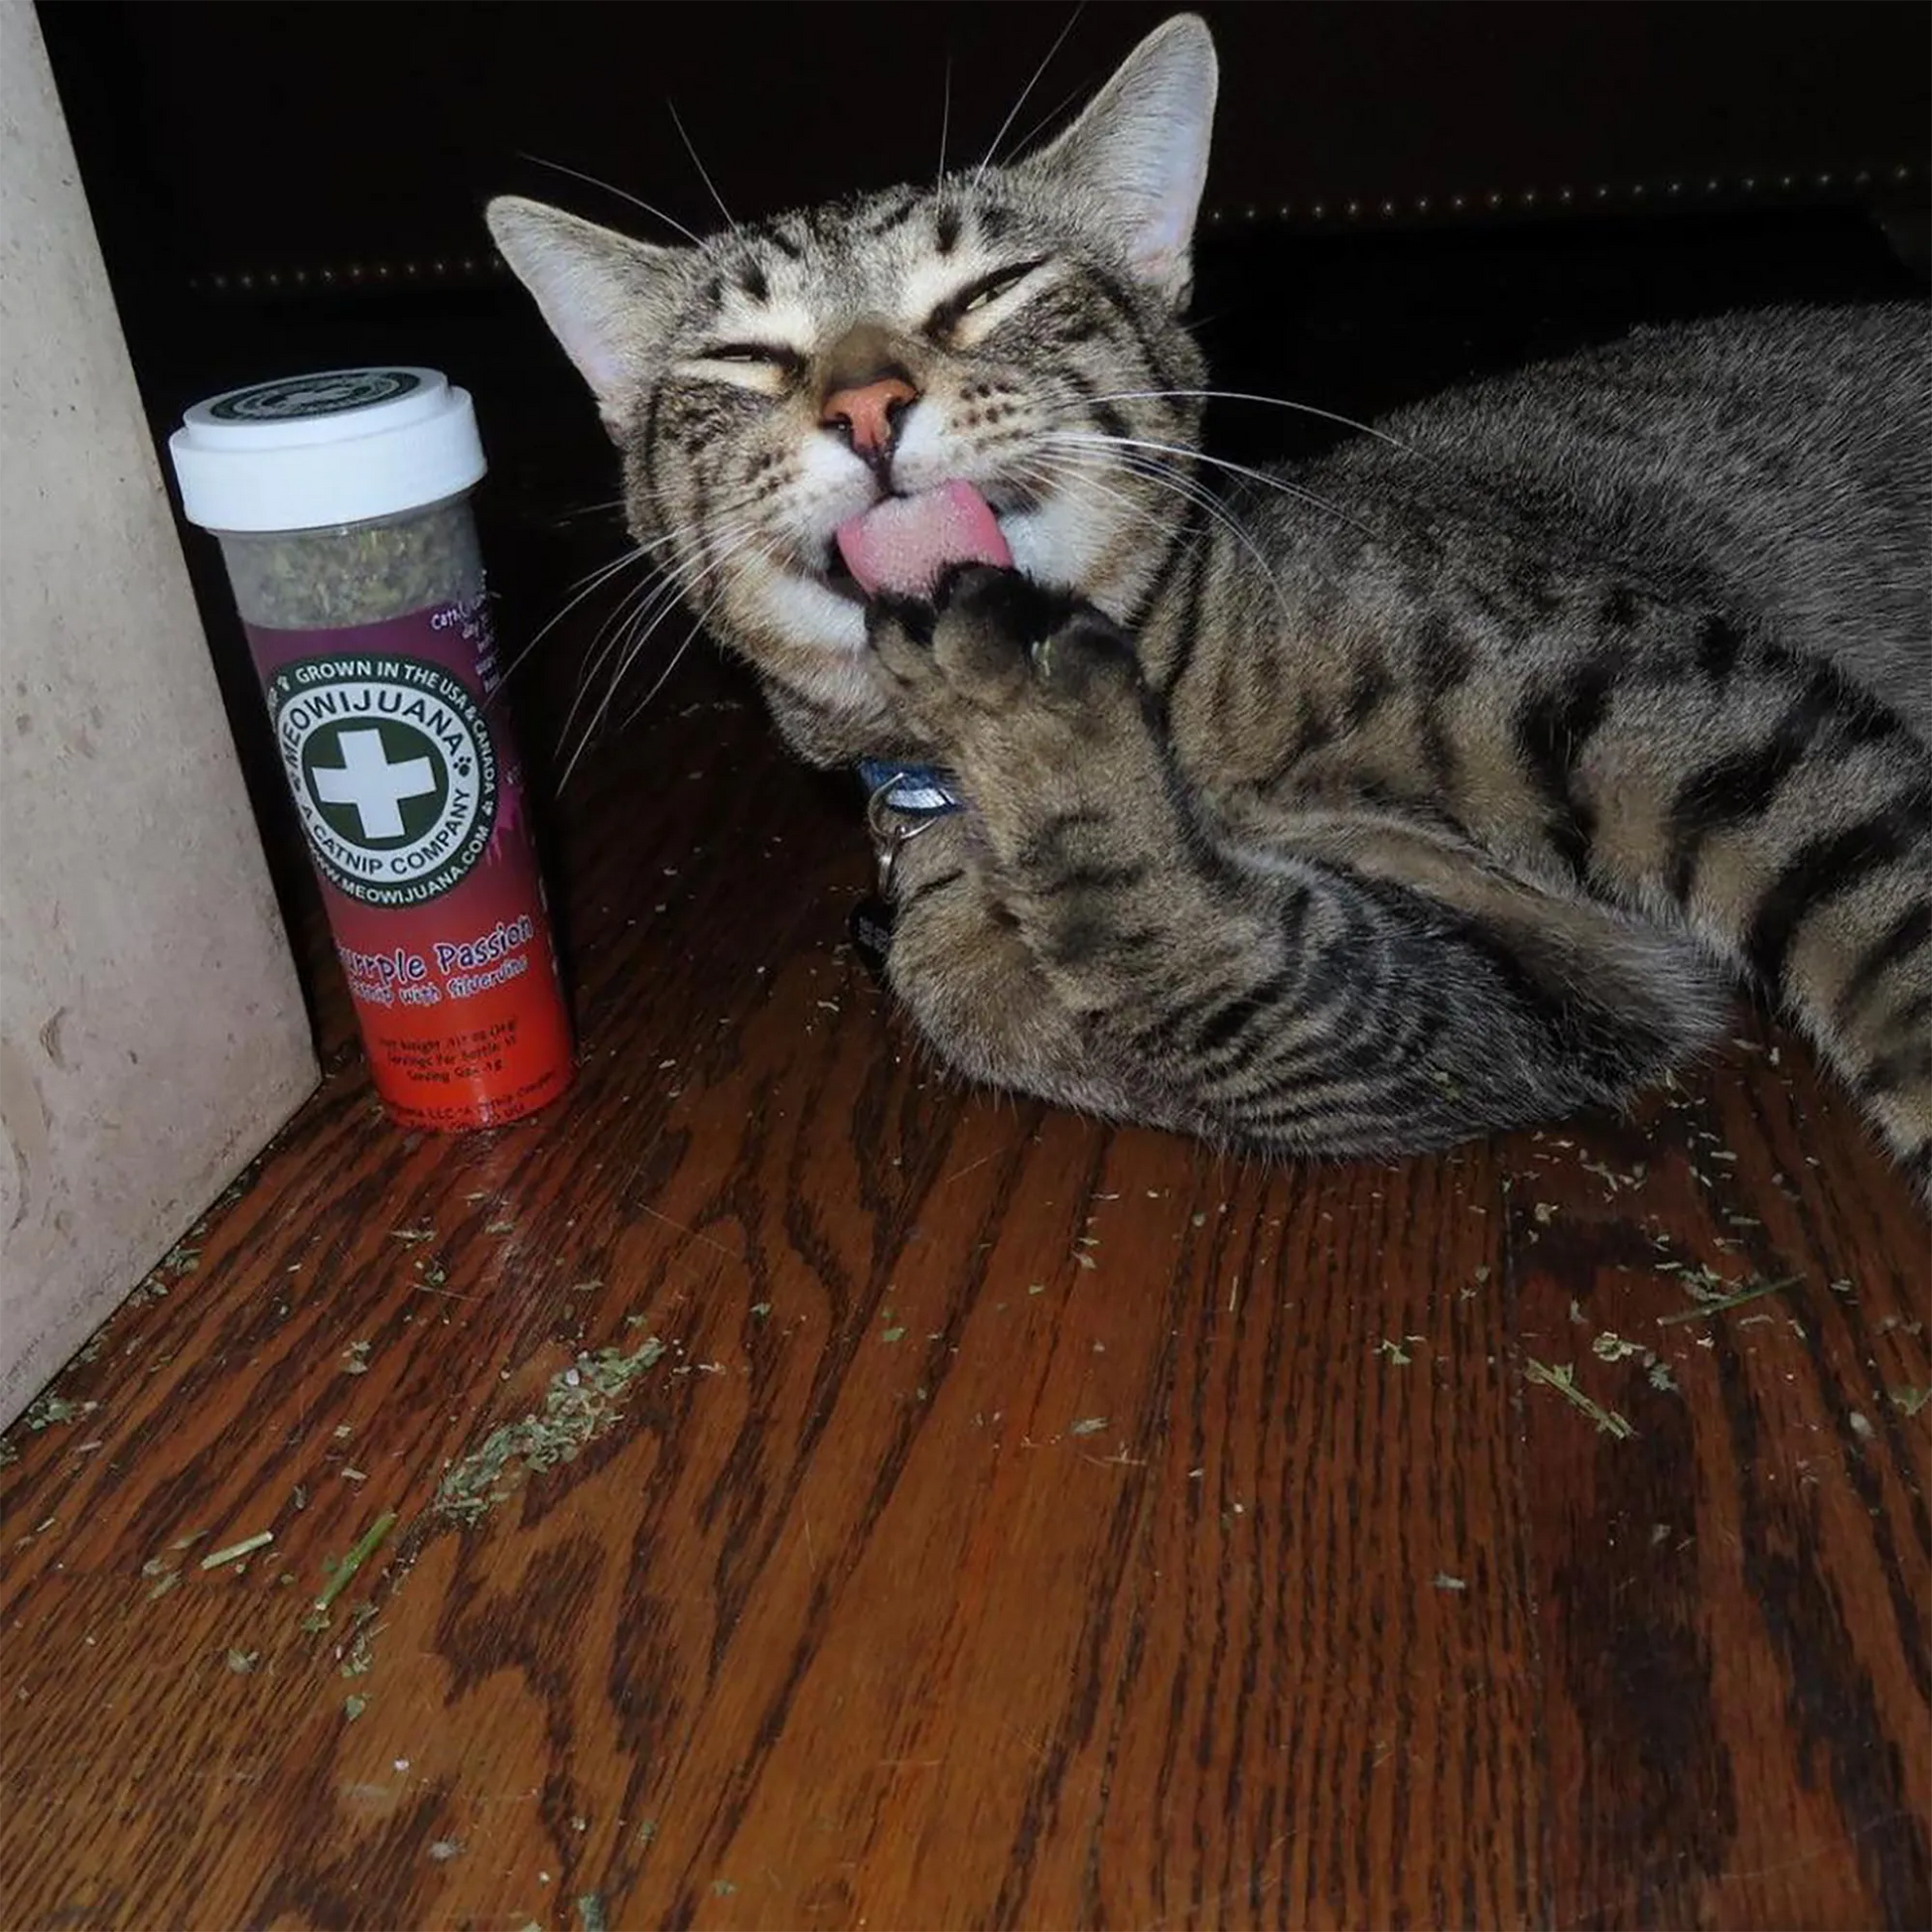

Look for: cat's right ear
[1020,14,1218,308]
[485,197,679,433]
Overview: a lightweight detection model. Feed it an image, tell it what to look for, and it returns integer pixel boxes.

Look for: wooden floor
[5,530,1930,1930]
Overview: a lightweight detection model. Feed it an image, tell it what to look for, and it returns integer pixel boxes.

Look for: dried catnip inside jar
[171,367,572,1131]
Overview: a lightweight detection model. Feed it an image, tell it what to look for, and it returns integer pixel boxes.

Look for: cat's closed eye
[927,259,1046,335]
[700,342,804,374]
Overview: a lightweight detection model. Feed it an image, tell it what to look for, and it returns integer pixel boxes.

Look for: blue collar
[857,759,965,819]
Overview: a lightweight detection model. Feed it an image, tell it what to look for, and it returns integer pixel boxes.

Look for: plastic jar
[170,366,573,1131]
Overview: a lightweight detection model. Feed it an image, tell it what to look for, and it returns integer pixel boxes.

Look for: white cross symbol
[311,728,437,840]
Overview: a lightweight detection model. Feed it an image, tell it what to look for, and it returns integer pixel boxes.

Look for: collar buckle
[860,761,963,897]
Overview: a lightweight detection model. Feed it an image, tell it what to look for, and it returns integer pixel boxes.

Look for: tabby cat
[488,14,1932,1196]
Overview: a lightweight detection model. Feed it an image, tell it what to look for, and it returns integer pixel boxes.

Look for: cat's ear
[1021,14,1217,307]
[485,196,681,432]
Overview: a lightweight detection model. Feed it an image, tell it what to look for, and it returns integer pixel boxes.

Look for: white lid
[169,366,486,533]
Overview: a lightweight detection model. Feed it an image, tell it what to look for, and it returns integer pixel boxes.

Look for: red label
[247,596,573,1130]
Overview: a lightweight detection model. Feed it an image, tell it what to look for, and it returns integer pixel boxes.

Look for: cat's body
[490,16,1932,1194]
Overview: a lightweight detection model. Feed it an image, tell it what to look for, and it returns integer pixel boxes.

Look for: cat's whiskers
[554,521,690,601]
[666,100,734,229]
[496,541,657,692]
[1002,453,1155,558]
[563,523,782,784]
[1006,82,1090,163]
[551,496,630,527]
[556,520,751,749]
[613,538,784,736]
[559,539,723,756]
[1005,451,1245,602]
[514,151,704,245]
[1035,438,1275,564]
[1040,428,1376,539]
[562,568,718,783]
[1055,388,1416,453]
[560,564,677,753]
[569,539,783,784]
[935,53,953,187]
[1116,457,1297,614]
[1018,444,1291,614]
[973,4,1084,185]
[512,510,758,697]
[1006,448,1212,563]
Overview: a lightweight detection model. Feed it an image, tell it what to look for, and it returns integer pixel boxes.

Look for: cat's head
[488,14,1216,763]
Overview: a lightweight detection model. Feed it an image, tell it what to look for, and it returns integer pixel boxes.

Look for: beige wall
[0,0,318,1427]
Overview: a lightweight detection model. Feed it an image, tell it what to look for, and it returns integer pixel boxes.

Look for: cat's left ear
[1021,13,1218,307]
[485,196,682,435]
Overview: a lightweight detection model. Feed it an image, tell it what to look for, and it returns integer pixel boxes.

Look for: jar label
[246,594,573,1131]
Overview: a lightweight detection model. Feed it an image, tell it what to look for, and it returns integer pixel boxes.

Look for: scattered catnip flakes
[22,1393,98,1433]
[309,1506,399,1630]
[200,1531,274,1571]
[1522,1358,1636,1440]
[435,1336,666,1525]
[1656,1274,1799,1325]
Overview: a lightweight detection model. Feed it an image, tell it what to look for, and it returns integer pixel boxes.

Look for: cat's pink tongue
[835,481,1011,598]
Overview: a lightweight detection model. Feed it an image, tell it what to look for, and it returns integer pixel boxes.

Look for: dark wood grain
[1508,1048,1932,1932]
[3,625,1927,1932]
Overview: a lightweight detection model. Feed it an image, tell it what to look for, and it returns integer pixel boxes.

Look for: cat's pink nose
[820,375,917,459]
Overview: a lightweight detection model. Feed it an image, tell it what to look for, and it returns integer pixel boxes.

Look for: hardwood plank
[1060,1150,1543,1932]
[1507,1029,1931,1931]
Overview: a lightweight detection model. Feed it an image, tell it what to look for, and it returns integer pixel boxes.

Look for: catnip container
[171,366,573,1131]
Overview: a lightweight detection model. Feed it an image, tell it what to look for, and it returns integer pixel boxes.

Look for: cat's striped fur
[489,15,1932,1194]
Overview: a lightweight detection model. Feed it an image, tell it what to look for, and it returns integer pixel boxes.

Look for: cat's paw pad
[871,566,1139,717]
[1025,605,1141,706]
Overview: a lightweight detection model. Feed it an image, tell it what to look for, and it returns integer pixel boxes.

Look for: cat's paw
[869,565,1142,736]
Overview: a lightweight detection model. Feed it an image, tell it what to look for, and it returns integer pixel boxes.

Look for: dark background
[36,4,1931,416]
[36,4,1932,299]
[37,1,1930,470]
[31,0,1932,994]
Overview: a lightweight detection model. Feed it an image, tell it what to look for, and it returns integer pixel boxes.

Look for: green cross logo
[308,722,443,842]
[267,654,497,907]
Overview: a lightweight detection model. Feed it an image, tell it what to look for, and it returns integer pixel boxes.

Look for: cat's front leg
[868,564,1232,1133]
[879,817,1157,1123]
[870,566,1725,1160]
[870,566,1226,1025]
